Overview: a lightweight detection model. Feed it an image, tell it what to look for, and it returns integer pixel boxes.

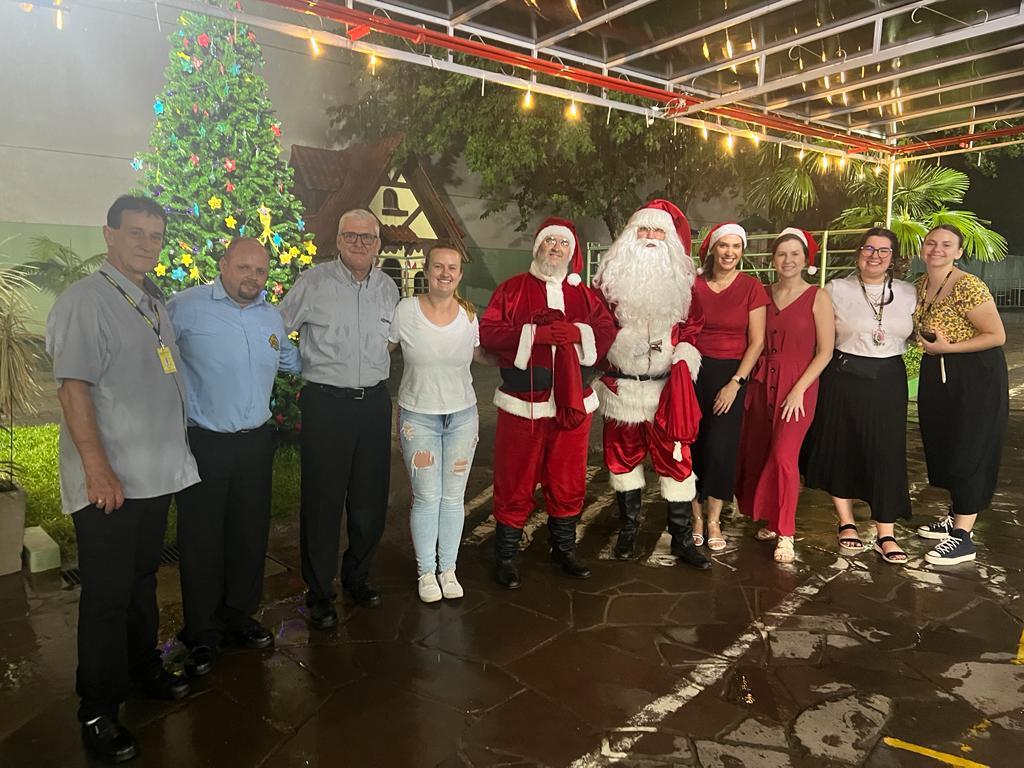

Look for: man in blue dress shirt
[167,237,300,677]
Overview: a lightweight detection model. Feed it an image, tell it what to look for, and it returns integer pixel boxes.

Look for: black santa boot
[494,522,523,589]
[613,490,643,560]
[667,501,711,570]
[548,516,592,579]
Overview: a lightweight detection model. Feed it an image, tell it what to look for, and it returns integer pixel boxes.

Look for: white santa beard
[595,238,691,325]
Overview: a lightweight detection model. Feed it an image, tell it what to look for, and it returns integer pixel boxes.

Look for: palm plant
[22,236,105,294]
[834,163,1007,262]
[744,148,855,220]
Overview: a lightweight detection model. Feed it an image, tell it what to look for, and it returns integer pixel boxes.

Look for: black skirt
[692,356,745,502]
[918,347,1008,515]
[802,352,912,523]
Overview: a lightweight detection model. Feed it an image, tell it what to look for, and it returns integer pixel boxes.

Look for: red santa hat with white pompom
[533,217,584,286]
[778,227,820,275]
[696,222,747,275]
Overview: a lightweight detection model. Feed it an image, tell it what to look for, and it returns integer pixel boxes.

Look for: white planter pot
[0,484,27,576]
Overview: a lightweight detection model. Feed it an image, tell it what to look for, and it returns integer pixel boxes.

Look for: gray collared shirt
[278,260,399,388]
[45,263,200,515]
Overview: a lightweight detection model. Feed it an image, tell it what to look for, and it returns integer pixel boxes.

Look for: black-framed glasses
[542,235,572,248]
[859,245,893,257]
[340,232,380,246]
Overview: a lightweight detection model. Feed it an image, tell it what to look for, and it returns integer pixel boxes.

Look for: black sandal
[837,523,863,552]
[873,535,908,565]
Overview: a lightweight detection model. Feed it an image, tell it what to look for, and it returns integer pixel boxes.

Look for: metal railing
[988,279,1024,309]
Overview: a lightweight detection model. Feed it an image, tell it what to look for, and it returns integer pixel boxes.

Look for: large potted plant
[0,245,41,575]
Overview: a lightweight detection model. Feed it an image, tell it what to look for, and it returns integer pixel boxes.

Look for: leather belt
[604,370,669,381]
[305,381,386,400]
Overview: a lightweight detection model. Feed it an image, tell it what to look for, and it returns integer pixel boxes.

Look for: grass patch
[12,424,301,561]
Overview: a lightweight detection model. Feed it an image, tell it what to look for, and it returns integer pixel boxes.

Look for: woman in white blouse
[389,245,494,602]
[803,228,917,564]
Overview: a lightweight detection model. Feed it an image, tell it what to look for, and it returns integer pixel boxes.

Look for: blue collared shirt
[167,277,301,432]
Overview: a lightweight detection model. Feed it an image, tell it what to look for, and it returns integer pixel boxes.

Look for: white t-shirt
[826,273,917,357]
[389,296,480,414]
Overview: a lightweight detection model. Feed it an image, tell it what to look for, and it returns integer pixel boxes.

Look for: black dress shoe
[184,645,217,677]
[226,623,274,650]
[494,558,521,590]
[552,550,592,579]
[82,715,138,764]
[138,668,190,700]
[309,600,338,629]
[344,584,383,609]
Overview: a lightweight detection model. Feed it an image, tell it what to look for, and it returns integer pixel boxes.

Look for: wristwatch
[732,375,747,385]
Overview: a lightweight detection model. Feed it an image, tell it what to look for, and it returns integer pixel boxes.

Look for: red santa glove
[533,321,581,346]
[533,325,559,345]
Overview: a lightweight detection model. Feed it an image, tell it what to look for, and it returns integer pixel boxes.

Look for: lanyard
[100,271,164,344]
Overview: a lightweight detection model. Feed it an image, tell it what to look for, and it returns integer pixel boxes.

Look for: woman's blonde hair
[426,243,476,320]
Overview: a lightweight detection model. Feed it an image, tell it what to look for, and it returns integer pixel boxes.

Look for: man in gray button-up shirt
[279,209,399,626]
[45,195,200,763]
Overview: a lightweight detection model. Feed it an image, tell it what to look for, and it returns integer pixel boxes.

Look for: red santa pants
[493,410,592,528]
[603,420,693,483]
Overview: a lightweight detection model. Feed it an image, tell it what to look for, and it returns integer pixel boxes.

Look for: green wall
[462,246,533,309]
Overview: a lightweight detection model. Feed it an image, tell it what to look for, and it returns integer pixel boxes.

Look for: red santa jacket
[480,269,617,421]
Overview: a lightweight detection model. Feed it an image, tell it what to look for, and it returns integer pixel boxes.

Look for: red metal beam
[896,124,1024,155]
[261,0,893,154]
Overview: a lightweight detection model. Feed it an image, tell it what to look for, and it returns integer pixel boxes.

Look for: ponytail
[454,290,476,320]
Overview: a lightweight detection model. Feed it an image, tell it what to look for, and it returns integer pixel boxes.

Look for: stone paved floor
[2,316,1023,767]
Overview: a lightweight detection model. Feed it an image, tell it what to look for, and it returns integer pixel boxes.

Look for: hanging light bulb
[309,33,321,57]
[522,89,534,110]
[826,94,833,104]
[750,131,760,146]
[894,162,903,174]
[841,92,848,106]
[839,71,846,84]
[801,82,807,92]
[823,75,830,88]
[750,33,757,51]
[798,57,804,71]
[724,133,735,154]
[857,168,866,180]
[565,100,579,120]
[798,147,806,160]
[369,52,378,74]
[568,0,583,22]
[54,0,62,29]
[874,163,883,175]
[725,33,733,58]
[838,155,847,170]
[754,58,760,75]
[700,121,709,140]
[821,47,827,63]
[702,39,711,60]
[820,154,830,171]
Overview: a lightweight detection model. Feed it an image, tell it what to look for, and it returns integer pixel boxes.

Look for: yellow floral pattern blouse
[913,273,993,343]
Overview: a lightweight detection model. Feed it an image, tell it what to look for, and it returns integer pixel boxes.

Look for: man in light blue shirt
[167,237,300,677]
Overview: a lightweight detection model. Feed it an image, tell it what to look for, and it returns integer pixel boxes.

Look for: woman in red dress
[735,229,835,563]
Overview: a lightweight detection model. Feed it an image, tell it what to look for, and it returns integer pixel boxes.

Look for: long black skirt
[692,356,745,502]
[802,353,911,523]
[918,347,1008,515]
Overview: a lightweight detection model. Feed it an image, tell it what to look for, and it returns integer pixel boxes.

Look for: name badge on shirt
[268,333,280,351]
[157,345,177,374]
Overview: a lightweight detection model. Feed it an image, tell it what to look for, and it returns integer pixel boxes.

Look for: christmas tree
[132,1,313,433]
[133,0,315,300]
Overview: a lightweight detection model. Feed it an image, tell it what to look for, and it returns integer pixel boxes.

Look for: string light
[309,33,321,57]
[895,162,903,174]
[750,131,760,146]
[54,0,63,29]
[838,155,847,170]
[723,133,735,154]
[841,92,848,106]
[565,99,579,121]
[369,52,378,74]
[725,33,733,58]
[820,154,829,171]
[700,121,709,140]
[568,0,582,22]
[797,147,806,160]
[522,89,534,110]
[857,168,866,180]
[702,39,711,60]
[750,33,757,51]
[874,163,883,175]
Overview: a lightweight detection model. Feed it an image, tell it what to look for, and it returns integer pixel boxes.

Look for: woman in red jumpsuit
[735,229,835,563]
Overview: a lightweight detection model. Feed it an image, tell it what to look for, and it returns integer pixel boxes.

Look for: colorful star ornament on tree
[133,0,316,433]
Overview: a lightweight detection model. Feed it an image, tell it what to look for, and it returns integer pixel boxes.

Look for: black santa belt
[500,366,585,393]
[604,370,669,382]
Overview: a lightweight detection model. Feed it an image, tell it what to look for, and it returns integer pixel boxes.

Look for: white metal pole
[885,156,896,228]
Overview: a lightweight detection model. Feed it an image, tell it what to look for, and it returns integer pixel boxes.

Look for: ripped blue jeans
[398,405,479,576]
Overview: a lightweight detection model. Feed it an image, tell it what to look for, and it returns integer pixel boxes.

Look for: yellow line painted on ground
[883,737,990,768]
[1013,627,1024,665]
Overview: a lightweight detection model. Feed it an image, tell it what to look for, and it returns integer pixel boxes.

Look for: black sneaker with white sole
[917,514,955,540]
[924,529,976,566]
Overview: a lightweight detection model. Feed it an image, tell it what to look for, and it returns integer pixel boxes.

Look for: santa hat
[697,222,747,275]
[534,217,583,286]
[626,199,692,257]
[778,227,819,275]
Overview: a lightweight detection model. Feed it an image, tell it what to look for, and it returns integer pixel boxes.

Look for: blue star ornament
[153,99,165,116]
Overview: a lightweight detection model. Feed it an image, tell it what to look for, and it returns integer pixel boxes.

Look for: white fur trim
[626,208,675,235]
[514,324,536,370]
[574,323,597,366]
[671,342,702,381]
[534,225,576,260]
[545,280,565,311]
[609,464,645,492]
[567,272,582,287]
[779,227,808,247]
[707,223,747,251]
[807,265,818,275]
[606,325,673,376]
[594,378,664,424]
[660,473,697,502]
[672,442,683,462]
[493,387,600,420]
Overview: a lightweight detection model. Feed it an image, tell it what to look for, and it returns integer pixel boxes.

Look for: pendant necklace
[858,274,888,346]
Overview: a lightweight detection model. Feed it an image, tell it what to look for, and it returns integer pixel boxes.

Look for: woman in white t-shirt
[388,245,495,603]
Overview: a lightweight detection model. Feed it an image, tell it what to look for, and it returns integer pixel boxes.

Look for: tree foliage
[329,54,748,236]
[21,236,105,295]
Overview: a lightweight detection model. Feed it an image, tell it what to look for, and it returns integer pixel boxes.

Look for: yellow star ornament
[279,251,293,265]
[304,240,317,256]
[224,215,237,229]
[154,263,167,277]
[189,266,201,280]
[180,253,194,266]
[208,195,222,210]
[299,254,313,266]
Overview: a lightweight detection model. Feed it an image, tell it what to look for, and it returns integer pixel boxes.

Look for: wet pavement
[2,315,1024,767]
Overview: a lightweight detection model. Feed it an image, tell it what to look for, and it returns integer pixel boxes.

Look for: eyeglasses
[340,232,380,246]
[859,245,893,257]
[542,236,572,248]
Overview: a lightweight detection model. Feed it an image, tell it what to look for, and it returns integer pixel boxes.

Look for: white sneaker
[417,573,442,603]
[438,569,464,600]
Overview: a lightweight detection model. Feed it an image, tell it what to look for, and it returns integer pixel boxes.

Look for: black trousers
[299,382,392,603]
[175,426,275,647]
[692,356,745,502]
[73,495,170,722]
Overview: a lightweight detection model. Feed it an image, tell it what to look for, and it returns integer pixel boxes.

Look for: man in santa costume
[480,217,617,589]
[592,200,710,569]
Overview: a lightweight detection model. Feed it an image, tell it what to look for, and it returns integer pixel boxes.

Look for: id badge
[157,345,177,374]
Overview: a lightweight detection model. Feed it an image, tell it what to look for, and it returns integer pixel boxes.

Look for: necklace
[857,274,890,345]
[916,268,954,335]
